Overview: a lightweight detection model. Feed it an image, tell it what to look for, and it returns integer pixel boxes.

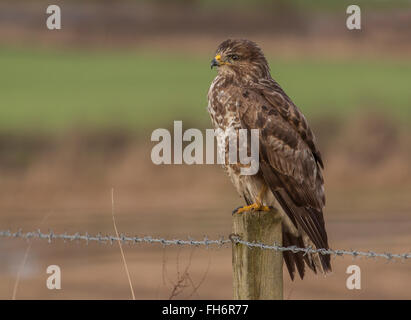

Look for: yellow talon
[233,203,271,215]
[232,185,272,215]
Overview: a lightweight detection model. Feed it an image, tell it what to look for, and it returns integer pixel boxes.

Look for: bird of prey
[207,39,331,279]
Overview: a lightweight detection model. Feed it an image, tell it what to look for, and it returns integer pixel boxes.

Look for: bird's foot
[232,203,273,215]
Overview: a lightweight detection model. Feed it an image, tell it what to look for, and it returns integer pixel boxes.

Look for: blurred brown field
[0,0,411,299]
[1,113,411,299]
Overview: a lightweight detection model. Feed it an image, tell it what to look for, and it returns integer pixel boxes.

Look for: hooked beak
[210,54,222,69]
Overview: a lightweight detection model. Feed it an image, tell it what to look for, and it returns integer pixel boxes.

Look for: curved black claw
[232,206,243,215]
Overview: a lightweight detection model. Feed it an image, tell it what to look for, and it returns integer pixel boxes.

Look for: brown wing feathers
[260,161,330,279]
[257,79,324,169]
[239,83,331,279]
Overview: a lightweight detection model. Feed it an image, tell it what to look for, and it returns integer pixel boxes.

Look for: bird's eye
[230,54,240,61]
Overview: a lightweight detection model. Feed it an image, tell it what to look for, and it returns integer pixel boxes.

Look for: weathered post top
[232,209,283,300]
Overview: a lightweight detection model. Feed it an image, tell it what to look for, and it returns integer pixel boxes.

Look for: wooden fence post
[232,209,283,300]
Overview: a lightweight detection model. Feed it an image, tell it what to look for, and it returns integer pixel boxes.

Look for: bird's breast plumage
[207,75,241,130]
[207,75,267,204]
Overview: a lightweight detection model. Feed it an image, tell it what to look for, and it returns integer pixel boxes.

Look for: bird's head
[211,39,270,79]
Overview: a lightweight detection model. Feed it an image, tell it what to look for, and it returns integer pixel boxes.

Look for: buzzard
[207,39,331,279]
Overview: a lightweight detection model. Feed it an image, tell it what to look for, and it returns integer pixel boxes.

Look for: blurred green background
[2,48,411,134]
[0,0,410,134]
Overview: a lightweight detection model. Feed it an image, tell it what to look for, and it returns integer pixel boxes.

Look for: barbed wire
[0,229,410,261]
